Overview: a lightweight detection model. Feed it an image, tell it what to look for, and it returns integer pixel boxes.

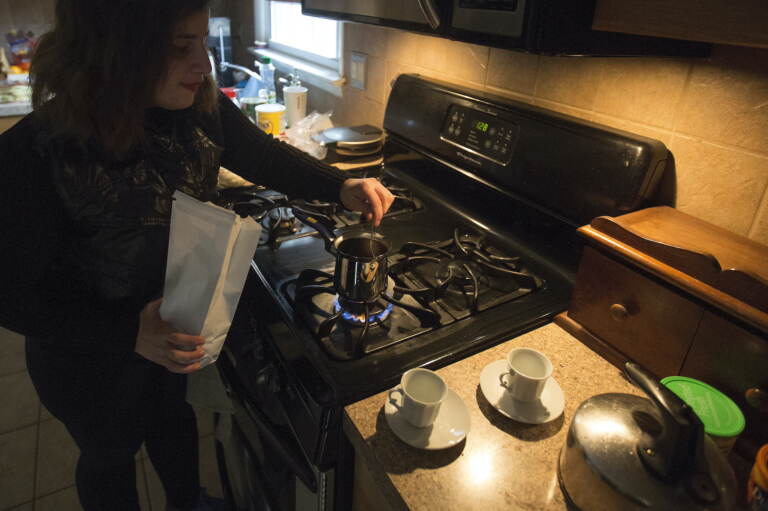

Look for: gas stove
[215,74,669,511]
[283,225,543,361]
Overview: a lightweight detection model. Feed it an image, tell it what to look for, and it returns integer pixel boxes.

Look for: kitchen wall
[4,0,767,243]
[321,23,768,245]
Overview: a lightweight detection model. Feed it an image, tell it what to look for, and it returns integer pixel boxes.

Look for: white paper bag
[159,190,262,368]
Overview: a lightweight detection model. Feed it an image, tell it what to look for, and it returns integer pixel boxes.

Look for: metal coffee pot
[558,362,737,511]
[291,205,390,302]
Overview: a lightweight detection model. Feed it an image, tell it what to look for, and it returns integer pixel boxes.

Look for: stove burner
[261,206,300,249]
[391,228,541,316]
[287,269,439,360]
[436,259,490,298]
[333,298,394,325]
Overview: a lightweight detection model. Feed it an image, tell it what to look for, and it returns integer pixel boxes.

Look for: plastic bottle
[240,67,263,99]
[258,56,277,104]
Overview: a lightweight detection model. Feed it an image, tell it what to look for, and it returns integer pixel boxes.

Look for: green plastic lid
[661,376,745,438]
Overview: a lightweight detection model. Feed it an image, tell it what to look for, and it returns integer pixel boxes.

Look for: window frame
[253,0,344,78]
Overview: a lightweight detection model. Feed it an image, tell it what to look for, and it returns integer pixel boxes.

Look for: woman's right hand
[135,298,206,374]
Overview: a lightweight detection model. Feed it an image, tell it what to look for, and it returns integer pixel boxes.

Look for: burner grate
[285,270,439,360]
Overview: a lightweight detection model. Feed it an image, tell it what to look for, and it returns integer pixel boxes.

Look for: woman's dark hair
[31,0,216,155]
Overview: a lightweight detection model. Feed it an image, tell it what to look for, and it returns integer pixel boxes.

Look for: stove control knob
[609,303,629,321]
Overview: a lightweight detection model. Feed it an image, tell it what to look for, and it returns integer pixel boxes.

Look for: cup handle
[499,369,516,389]
[388,388,404,411]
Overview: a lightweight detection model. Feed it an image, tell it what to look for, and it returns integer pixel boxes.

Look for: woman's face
[153,9,212,110]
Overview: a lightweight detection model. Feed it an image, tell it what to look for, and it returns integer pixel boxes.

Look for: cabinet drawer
[569,246,703,377]
[681,310,768,454]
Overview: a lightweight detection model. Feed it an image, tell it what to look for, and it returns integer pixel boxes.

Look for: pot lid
[661,376,745,438]
[316,125,384,147]
[559,363,738,511]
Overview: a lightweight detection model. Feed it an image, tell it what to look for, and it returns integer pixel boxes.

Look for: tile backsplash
[5,0,767,244]
[331,23,768,245]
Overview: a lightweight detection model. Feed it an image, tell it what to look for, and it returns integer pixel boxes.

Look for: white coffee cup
[283,85,308,128]
[499,348,553,402]
[388,368,447,428]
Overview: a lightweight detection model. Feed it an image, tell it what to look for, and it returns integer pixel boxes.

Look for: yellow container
[255,103,285,136]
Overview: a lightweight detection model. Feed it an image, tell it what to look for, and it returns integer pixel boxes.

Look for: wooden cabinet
[558,206,768,456]
[569,246,702,377]
[681,311,768,454]
[592,0,768,50]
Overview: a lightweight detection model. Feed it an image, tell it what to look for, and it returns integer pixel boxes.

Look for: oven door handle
[239,390,319,493]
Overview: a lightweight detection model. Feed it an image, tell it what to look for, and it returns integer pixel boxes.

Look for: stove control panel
[440,104,518,166]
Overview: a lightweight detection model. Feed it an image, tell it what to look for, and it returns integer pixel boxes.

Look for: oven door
[215,340,324,508]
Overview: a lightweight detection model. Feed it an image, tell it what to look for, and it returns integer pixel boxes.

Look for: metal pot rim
[334,234,390,261]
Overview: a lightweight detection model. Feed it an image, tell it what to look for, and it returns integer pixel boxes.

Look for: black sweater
[0,94,345,353]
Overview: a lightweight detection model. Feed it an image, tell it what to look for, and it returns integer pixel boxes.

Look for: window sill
[247,47,345,97]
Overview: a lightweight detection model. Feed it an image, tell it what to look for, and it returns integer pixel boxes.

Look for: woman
[0,1,393,510]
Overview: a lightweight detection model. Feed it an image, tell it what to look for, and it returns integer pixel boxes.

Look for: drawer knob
[609,303,629,321]
[745,388,768,412]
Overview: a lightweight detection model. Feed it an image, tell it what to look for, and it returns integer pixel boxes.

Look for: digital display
[441,104,518,166]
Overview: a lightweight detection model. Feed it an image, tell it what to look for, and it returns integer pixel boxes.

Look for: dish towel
[186,364,235,442]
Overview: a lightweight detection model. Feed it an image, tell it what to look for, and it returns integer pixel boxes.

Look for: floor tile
[0,371,39,434]
[0,327,26,377]
[35,486,80,511]
[0,425,37,510]
[136,457,151,511]
[5,503,33,511]
[36,419,79,496]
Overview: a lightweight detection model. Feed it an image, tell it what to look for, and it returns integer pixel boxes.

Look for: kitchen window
[253,0,343,94]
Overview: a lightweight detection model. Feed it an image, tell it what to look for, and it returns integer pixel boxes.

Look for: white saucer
[479,359,565,424]
[384,387,470,450]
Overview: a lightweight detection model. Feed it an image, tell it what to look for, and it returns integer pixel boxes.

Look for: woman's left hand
[339,178,395,227]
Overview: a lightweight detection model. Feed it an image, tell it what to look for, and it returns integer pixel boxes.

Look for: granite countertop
[343,323,647,511]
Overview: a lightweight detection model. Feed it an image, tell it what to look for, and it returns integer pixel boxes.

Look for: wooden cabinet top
[579,206,768,333]
[593,0,768,50]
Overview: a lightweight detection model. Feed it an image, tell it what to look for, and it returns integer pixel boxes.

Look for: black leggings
[26,338,201,511]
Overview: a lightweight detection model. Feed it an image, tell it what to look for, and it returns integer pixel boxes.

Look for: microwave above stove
[302,0,710,57]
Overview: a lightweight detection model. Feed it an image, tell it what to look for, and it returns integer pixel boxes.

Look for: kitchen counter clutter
[344,323,754,510]
[343,324,630,510]
[0,82,32,117]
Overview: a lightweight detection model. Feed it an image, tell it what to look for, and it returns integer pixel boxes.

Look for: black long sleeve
[0,116,140,351]
[210,93,347,203]
[0,98,349,350]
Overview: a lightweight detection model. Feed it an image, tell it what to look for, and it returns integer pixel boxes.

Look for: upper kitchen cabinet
[303,0,710,56]
[593,0,768,49]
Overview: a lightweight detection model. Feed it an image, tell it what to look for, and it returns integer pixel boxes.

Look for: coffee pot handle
[624,362,705,483]
[291,205,338,253]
